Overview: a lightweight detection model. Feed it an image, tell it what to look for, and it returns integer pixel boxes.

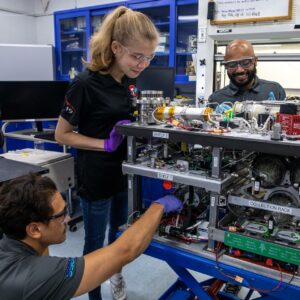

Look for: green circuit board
[224,232,300,265]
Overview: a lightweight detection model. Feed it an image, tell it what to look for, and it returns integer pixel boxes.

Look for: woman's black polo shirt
[60,70,134,200]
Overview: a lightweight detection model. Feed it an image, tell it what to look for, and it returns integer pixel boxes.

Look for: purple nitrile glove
[153,195,183,213]
[104,120,131,152]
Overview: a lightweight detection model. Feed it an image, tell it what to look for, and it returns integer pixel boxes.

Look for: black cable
[182,186,194,229]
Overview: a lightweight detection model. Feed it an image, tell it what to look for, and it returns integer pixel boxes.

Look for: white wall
[0,0,36,44]
[35,0,122,12]
[36,14,54,46]
[0,44,54,80]
[0,0,35,11]
[0,12,36,44]
[0,0,123,45]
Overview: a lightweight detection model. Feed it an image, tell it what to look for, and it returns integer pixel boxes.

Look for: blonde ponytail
[86,6,159,72]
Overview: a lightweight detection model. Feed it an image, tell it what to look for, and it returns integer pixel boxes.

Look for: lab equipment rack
[117,122,300,300]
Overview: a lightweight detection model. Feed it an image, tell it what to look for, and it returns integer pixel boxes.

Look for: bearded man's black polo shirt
[208,76,286,104]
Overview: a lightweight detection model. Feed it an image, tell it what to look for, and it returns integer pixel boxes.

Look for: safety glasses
[223,57,255,70]
[120,43,155,64]
[47,205,69,224]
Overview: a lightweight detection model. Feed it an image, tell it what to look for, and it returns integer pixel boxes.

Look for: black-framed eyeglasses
[223,57,255,70]
[47,205,68,223]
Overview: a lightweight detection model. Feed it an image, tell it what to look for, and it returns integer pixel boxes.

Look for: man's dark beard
[228,66,257,88]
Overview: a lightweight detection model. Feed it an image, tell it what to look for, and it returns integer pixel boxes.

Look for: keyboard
[34,131,56,141]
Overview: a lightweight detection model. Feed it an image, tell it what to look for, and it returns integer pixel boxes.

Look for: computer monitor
[0,81,69,121]
[136,66,175,99]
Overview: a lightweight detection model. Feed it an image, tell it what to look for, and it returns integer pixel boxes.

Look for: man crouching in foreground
[0,173,182,300]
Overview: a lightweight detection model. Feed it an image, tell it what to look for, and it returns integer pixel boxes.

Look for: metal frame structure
[145,239,300,300]
[118,122,300,299]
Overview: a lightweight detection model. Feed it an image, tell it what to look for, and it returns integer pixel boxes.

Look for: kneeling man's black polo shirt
[0,235,84,300]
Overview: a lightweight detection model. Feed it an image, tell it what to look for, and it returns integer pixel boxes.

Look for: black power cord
[207,1,215,20]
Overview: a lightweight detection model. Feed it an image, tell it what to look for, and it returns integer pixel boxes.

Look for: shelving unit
[175,0,198,85]
[55,11,90,80]
[127,0,174,68]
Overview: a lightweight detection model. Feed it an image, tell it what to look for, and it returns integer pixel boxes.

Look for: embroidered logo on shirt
[65,257,76,278]
[64,98,76,115]
[268,91,276,101]
[129,84,138,97]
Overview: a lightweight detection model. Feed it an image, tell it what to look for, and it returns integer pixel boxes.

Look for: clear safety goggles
[120,43,155,64]
[223,57,255,70]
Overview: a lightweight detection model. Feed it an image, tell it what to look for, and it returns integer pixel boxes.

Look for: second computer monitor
[136,66,175,99]
[0,81,69,121]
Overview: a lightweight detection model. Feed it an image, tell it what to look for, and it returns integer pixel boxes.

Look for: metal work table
[0,149,81,232]
[144,237,300,300]
[1,120,69,153]
[117,123,300,157]
[0,157,47,183]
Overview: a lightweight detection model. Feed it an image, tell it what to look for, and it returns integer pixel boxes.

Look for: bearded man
[209,39,286,104]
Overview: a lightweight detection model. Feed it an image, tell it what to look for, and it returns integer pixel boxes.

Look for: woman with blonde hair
[55,6,159,300]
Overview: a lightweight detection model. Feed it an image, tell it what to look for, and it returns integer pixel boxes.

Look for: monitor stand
[36,121,43,132]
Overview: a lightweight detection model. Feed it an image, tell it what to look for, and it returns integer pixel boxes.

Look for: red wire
[247,262,283,293]
[215,242,284,293]
[215,242,236,281]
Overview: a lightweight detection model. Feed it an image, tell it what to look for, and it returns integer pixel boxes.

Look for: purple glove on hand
[104,120,131,152]
[153,195,183,213]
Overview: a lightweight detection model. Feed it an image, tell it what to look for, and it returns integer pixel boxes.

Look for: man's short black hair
[0,173,57,240]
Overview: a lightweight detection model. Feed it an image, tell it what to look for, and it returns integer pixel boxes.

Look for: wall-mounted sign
[211,0,293,25]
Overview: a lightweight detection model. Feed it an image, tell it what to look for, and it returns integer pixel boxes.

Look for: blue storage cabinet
[175,0,198,85]
[2,121,65,153]
[127,0,176,68]
[54,0,198,93]
[54,2,124,81]
[2,122,33,153]
[54,10,91,81]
